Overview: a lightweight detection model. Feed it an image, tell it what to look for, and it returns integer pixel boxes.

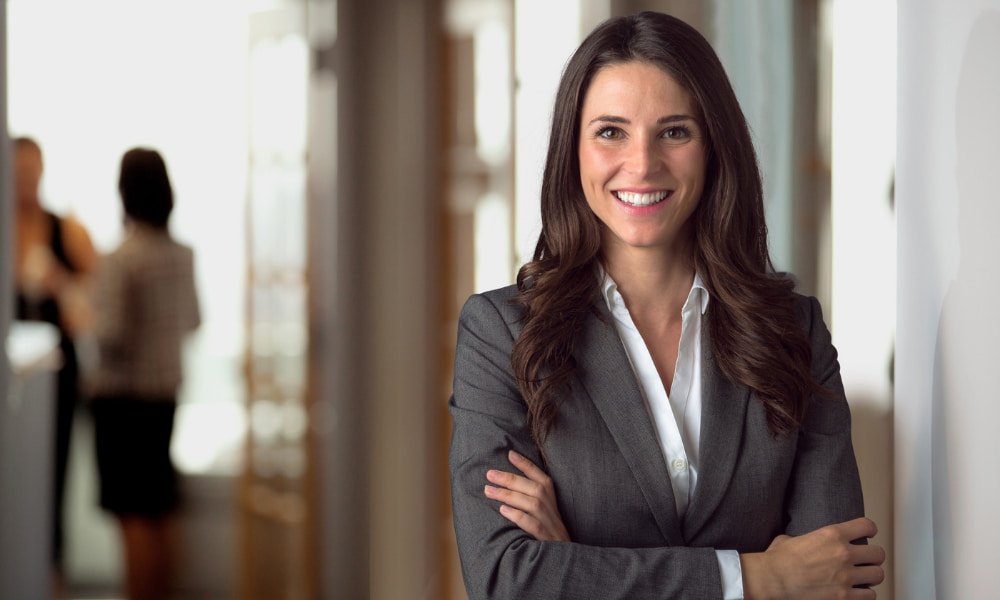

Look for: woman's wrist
[739,552,780,600]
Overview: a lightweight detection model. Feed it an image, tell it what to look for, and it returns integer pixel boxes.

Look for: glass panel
[243,4,314,598]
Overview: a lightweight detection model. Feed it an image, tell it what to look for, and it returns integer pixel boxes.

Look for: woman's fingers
[484,484,542,515]
[486,468,540,496]
[483,451,571,542]
[835,517,878,541]
[849,565,886,587]
[850,542,887,567]
[507,450,550,484]
[485,450,551,494]
[497,505,546,540]
[487,487,561,540]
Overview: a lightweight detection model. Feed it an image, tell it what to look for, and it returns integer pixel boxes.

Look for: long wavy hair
[512,11,824,447]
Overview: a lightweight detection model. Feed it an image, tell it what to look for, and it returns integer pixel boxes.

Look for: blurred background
[0,0,995,598]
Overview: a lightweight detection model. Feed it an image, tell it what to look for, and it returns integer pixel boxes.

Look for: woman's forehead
[580,62,697,119]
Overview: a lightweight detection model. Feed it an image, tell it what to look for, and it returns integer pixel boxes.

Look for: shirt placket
[614,303,692,519]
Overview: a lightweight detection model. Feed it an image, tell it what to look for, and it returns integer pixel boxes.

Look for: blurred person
[13,136,98,590]
[449,12,886,599]
[90,148,200,600]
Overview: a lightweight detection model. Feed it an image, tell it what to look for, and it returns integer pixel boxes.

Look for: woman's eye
[663,126,692,140]
[596,127,622,140]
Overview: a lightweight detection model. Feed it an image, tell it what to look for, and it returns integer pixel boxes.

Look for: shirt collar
[599,268,710,316]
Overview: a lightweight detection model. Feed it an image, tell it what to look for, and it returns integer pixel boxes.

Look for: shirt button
[671,458,687,471]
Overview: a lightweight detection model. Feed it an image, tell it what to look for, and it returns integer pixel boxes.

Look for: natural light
[7,0,255,475]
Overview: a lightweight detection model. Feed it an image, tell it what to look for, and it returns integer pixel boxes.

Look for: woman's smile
[613,189,673,207]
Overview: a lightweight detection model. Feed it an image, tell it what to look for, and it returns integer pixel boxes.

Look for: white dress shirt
[601,271,744,600]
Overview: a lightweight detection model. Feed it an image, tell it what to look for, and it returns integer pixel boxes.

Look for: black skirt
[91,395,179,517]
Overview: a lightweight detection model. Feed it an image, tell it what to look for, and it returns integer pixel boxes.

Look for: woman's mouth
[613,190,672,206]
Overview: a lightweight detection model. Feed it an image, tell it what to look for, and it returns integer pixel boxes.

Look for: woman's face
[577,61,706,259]
[14,145,43,209]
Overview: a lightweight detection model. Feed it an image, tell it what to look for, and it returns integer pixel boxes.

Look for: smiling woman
[449,11,886,600]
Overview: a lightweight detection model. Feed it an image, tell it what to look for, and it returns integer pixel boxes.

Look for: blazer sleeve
[449,293,723,600]
[782,296,866,536]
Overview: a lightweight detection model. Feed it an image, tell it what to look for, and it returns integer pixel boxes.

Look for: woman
[13,137,98,584]
[449,12,885,599]
[90,148,200,600]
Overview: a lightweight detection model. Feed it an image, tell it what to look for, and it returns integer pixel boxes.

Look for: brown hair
[14,137,43,168]
[14,136,42,155]
[512,11,822,447]
[119,148,174,229]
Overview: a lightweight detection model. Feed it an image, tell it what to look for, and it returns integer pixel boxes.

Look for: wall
[829,2,896,597]
[1,0,9,373]
[896,1,1000,598]
[319,1,444,598]
[0,0,20,594]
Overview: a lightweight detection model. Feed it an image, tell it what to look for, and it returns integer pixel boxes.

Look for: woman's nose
[622,138,662,177]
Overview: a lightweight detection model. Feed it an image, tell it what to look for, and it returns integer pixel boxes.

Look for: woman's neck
[603,243,695,317]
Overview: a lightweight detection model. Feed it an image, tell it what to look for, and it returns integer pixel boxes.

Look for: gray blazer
[449,284,864,600]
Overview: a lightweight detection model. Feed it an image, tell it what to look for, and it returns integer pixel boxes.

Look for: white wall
[829,2,897,597]
[0,0,9,372]
[896,1,1000,598]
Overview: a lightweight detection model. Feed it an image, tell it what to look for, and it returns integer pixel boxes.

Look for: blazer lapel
[574,303,685,547]
[682,323,750,541]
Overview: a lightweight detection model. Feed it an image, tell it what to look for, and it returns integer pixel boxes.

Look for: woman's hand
[484,450,571,542]
[741,517,886,600]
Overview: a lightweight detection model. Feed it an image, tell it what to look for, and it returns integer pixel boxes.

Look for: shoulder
[59,214,88,237]
[789,292,842,386]
[135,230,194,258]
[59,215,98,272]
[461,284,521,320]
[165,237,196,263]
[181,242,195,264]
[108,231,182,272]
[459,284,523,339]
[790,292,826,337]
[101,239,136,278]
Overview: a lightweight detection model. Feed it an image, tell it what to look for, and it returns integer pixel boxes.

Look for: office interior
[0,0,996,598]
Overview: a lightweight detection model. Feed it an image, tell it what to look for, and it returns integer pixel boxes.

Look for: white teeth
[615,190,669,206]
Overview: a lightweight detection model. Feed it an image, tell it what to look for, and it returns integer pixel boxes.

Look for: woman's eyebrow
[657,114,696,124]
[586,114,696,126]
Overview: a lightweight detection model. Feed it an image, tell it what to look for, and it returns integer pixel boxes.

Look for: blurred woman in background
[13,136,98,593]
[90,148,200,600]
